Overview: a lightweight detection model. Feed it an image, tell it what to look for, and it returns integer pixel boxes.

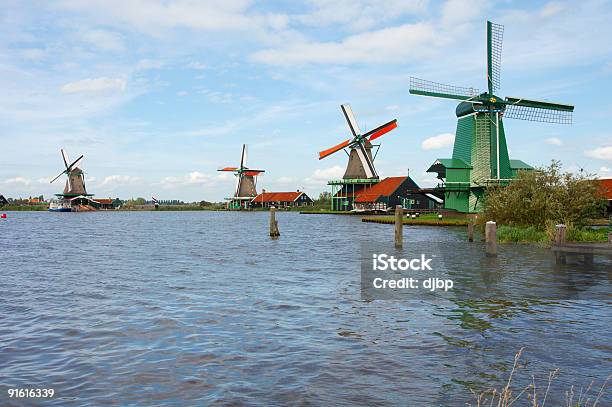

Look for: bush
[481,161,604,229]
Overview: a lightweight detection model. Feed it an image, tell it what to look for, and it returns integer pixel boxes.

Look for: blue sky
[1,0,611,201]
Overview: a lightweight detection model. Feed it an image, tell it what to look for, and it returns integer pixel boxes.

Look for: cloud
[421,133,455,150]
[101,175,141,186]
[251,21,442,66]
[159,171,215,189]
[545,137,563,146]
[81,29,125,52]
[310,165,344,181]
[294,0,428,30]
[599,166,611,174]
[4,176,31,186]
[187,62,208,70]
[584,146,612,160]
[61,77,127,94]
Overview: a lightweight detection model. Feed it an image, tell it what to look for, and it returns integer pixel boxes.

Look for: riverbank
[362,213,468,226]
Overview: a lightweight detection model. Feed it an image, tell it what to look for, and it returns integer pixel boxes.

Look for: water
[1,211,610,406]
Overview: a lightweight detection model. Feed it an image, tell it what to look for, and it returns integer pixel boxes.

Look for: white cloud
[275,176,296,185]
[61,77,127,94]
[251,21,442,66]
[187,62,208,70]
[545,137,563,146]
[540,1,566,18]
[310,165,344,181]
[4,176,31,186]
[421,133,455,150]
[584,146,612,160]
[101,175,141,186]
[599,166,611,174]
[81,29,125,52]
[385,104,400,111]
[159,171,214,189]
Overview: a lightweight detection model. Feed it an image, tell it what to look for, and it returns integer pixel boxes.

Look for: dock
[552,242,612,264]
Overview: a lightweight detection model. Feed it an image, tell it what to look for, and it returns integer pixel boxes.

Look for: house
[353,176,441,212]
[95,198,122,210]
[599,178,612,216]
[0,195,8,207]
[251,191,313,208]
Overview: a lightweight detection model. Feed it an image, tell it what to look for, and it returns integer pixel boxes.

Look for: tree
[481,161,604,229]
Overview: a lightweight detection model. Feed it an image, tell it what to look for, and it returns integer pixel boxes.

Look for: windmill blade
[240,144,247,169]
[409,77,480,101]
[218,167,238,172]
[244,170,264,176]
[503,97,574,124]
[235,174,242,197]
[50,170,66,184]
[355,142,376,178]
[67,154,84,171]
[318,139,352,160]
[487,21,504,93]
[61,149,70,169]
[341,104,362,136]
[365,119,398,142]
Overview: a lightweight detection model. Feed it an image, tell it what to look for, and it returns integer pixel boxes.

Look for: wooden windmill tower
[318,104,397,210]
[410,21,574,213]
[218,144,265,209]
[50,149,91,197]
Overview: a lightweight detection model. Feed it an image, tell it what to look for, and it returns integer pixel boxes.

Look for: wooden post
[269,207,280,238]
[467,221,474,242]
[485,221,497,257]
[608,232,612,244]
[554,224,567,245]
[395,205,403,248]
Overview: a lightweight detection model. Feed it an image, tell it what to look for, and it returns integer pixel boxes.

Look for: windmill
[50,149,88,196]
[319,104,398,179]
[218,144,265,209]
[409,20,574,213]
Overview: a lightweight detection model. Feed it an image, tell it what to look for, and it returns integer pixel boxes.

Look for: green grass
[496,225,548,243]
[362,214,468,226]
[496,225,608,244]
[1,205,48,211]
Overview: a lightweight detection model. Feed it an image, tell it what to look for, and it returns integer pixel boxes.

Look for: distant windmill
[409,20,574,212]
[50,149,88,196]
[218,144,265,208]
[319,104,397,179]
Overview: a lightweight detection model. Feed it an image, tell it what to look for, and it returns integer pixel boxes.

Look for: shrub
[481,161,604,229]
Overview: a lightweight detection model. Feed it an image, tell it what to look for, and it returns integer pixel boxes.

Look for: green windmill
[410,21,574,213]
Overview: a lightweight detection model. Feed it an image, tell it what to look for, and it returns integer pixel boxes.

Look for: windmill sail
[319,104,397,180]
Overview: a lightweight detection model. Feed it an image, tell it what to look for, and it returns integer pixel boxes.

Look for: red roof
[354,176,407,203]
[599,178,612,199]
[252,191,304,203]
[96,198,116,204]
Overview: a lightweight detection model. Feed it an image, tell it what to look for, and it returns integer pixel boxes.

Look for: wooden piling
[467,221,474,242]
[485,221,497,256]
[394,205,403,248]
[554,224,567,245]
[269,207,280,238]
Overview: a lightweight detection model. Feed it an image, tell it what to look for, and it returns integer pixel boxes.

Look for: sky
[1,0,612,202]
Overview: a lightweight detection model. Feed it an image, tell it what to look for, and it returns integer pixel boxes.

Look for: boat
[48,199,72,212]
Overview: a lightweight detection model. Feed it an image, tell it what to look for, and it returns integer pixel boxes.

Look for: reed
[468,348,609,407]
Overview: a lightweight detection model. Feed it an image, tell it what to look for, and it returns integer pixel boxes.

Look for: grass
[497,226,549,244]
[1,204,48,211]
[496,225,609,244]
[469,348,609,406]
[362,213,469,226]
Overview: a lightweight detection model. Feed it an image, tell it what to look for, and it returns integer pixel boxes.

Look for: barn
[353,176,441,212]
[251,191,313,208]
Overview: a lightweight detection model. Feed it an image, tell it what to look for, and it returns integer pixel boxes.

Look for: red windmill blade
[317,104,398,179]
